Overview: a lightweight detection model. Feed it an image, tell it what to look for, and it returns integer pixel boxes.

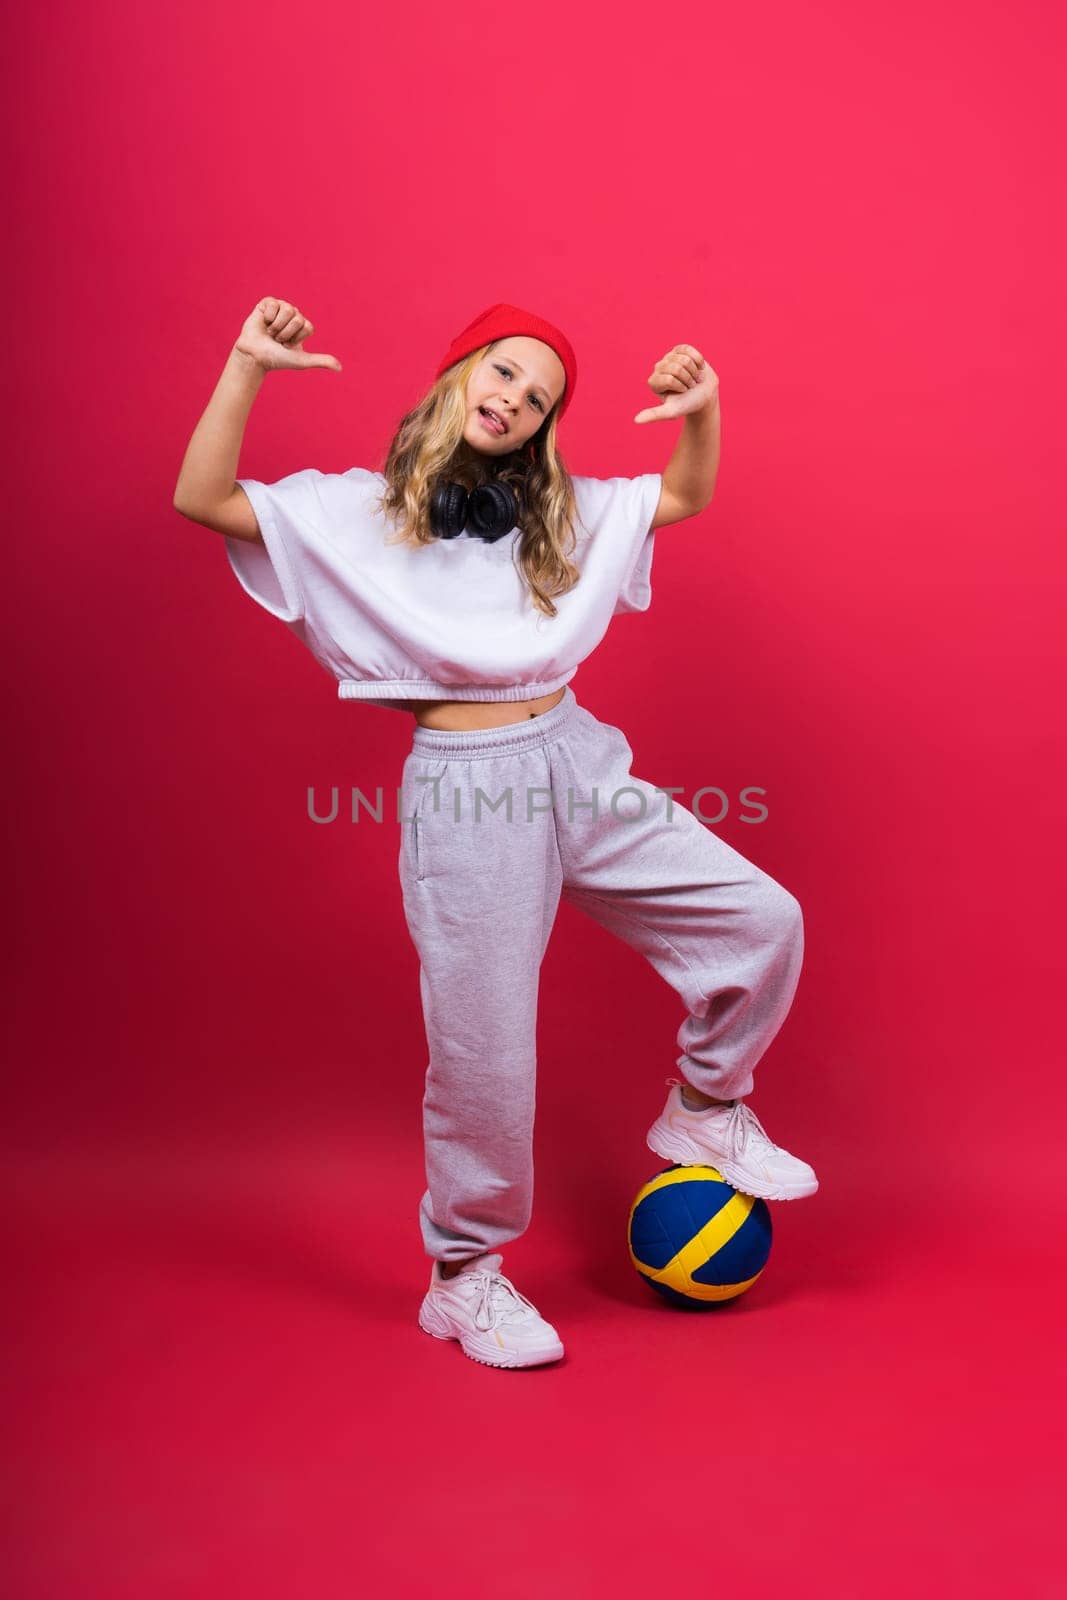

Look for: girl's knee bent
[751,875,804,949]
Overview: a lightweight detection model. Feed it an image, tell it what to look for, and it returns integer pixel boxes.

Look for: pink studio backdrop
[4,2,1063,1595]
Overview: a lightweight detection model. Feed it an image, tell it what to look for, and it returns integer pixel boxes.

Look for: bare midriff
[402,686,568,731]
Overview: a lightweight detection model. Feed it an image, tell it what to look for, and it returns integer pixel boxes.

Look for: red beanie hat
[434,302,577,421]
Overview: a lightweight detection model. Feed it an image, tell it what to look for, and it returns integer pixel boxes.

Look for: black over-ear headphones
[429,479,520,544]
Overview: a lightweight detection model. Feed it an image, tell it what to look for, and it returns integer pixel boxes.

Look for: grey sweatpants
[398,685,804,1264]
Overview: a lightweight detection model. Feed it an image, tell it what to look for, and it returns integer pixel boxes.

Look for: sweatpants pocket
[404,761,442,883]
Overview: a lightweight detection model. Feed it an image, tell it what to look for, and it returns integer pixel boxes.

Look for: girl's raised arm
[173,298,342,543]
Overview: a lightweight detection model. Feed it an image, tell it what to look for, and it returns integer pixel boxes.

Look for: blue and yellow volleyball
[628,1163,773,1307]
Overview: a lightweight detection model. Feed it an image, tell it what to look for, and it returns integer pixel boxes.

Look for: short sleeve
[571,472,662,616]
[224,468,329,624]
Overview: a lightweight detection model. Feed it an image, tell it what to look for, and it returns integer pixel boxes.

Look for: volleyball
[628,1163,773,1307]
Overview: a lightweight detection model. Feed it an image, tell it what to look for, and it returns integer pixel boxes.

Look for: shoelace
[458,1268,542,1332]
[665,1075,782,1161]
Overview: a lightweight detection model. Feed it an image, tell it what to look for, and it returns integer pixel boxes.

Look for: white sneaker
[418,1252,565,1369]
[646,1077,819,1201]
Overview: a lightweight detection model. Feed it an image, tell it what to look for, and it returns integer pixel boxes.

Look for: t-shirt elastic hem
[337,675,575,703]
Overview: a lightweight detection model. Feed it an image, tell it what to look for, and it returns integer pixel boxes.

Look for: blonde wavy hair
[371,340,582,619]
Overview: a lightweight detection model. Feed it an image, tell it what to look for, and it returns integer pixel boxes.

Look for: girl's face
[463,337,567,456]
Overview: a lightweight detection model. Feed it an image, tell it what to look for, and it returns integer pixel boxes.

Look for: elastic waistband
[410,685,579,759]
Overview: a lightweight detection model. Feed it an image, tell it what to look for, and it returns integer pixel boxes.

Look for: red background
[4,0,1064,1594]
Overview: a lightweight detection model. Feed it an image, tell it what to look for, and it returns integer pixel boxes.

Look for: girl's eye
[495,363,544,412]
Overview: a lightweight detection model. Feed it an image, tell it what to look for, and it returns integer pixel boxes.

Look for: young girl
[174,297,817,1371]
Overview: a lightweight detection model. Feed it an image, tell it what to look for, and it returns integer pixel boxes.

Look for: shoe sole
[646,1125,819,1201]
[418,1298,565,1369]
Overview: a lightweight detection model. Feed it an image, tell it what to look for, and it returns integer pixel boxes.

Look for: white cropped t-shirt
[224,466,662,712]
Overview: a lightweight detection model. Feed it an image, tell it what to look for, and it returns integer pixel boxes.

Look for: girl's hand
[233,298,343,373]
[634,345,719,423]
